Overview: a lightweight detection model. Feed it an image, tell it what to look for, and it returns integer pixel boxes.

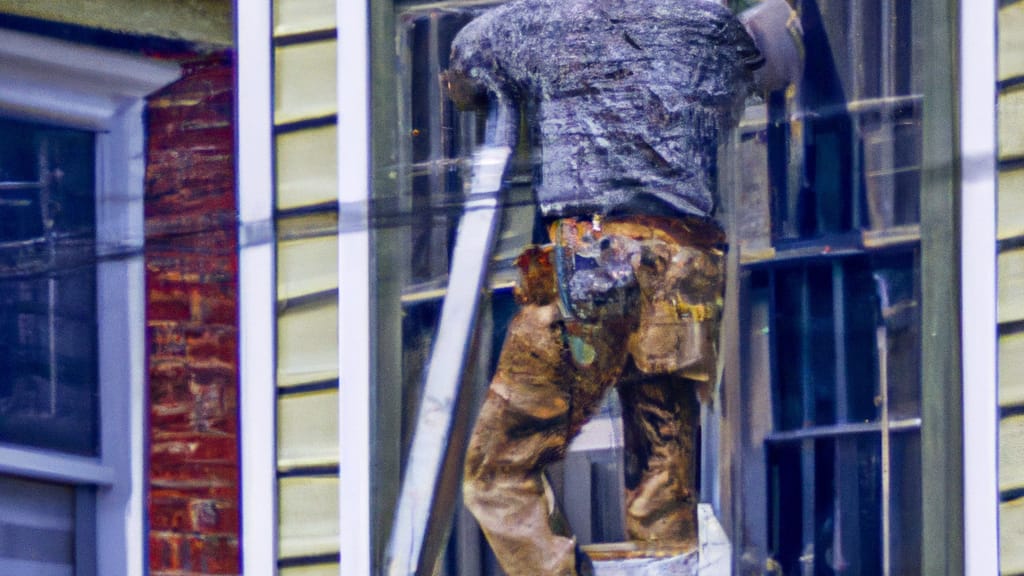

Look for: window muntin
[0,117,98,456]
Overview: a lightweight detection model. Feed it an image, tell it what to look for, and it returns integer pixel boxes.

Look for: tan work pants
[463,216,725,575]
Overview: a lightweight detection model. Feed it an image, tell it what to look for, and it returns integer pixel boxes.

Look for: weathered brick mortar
[145,51,240,576]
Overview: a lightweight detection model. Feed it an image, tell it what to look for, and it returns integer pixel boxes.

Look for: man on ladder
[447,1,801,573]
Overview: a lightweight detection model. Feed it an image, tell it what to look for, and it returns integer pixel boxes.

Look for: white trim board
[959,0,1000,573]
[236,2,280,575]
[0,28,179,131]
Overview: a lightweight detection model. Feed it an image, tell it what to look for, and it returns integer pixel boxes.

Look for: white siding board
[1001,415,1024,494]
[275,40,337,125]
[277,300,338,387]
[277,124,338,211]
[279,476,340,559]
[278,235,339,300]
[1000,89,1024,160]
[280,564,340,576]
[274,0,336,36]
[1000,168,1024,240]
[1001,331,1024,408]
[1001,3,1024,82]
[1002,496,1024,575]
[999,248,1024,323]
[278,388,339,470]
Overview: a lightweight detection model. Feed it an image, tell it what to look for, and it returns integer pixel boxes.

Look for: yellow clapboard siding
[275,40,337,125]
[1002,497,1024,575]
[279,476,339,560]
[1000,89,1024,161]
[1000,168,1024,240]
[1001,2,1024,82]
[278,388,339,470]
[277,124,338,211]
[999,248,1024,324]
[275,0,335,37]
[278,299,338,387]
[1001,331,1024,408]
[278,234,339,300]
[281,564,340,576]
[1001,415,1024,493]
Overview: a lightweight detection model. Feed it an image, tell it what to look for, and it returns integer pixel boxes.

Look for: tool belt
[514,214,726,380]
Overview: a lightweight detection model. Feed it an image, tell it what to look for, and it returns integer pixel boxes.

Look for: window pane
[768,436,883,575]
[772,265,838,430]
[872,254,921,420]
[0,476,75,576]
[890,432,922,576]
[769,253,920,433]
[0,118,98,456]
[769,0,922,241]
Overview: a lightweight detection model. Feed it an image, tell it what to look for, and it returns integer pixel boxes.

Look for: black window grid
[746,248,923,575]
[732,1,928,568]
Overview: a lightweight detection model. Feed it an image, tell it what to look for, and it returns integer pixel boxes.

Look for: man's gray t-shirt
[449,0,760,219]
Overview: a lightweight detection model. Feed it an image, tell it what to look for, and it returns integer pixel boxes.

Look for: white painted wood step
[589,505,730,576]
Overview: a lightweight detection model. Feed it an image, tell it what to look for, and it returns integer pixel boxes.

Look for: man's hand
[443,69,489,111]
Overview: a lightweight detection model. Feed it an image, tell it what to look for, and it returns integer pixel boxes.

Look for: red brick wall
[144,51,240,576]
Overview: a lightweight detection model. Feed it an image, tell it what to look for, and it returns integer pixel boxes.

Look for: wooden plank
[1001,331,1024,408]
[279,476,340,559]
[278,388,339,471]
[587,505,729,575]
[999,248,1024,324]
[1001,2,1024,82]
[999,168,1024,241]
[278,234,339,300]
[275,40,337,125]
[1001,414,1024,494]
[277,125,338,211]
[274,0,335,37]
[1001,496,1024,575]
[1000,89,1024,161]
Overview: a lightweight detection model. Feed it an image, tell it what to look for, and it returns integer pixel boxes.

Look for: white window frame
[0,28,179,576]
[236,2,279,575]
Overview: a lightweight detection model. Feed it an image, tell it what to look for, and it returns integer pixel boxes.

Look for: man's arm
[739,0,804,94]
